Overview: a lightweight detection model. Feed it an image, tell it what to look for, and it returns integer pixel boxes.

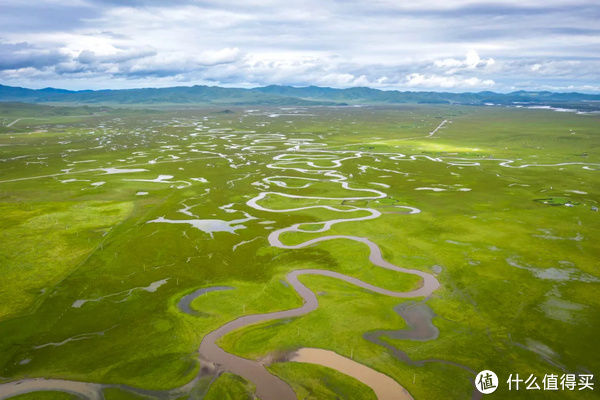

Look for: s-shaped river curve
[197,153,439,400]
[0,151,439,400]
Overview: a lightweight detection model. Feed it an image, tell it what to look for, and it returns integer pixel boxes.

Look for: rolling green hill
[1,83,599,108]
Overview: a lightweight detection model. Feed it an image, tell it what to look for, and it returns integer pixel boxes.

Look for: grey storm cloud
[76,49,157,65]
[0,0,598,92]
[0,2,98,33]
[0,42,69,70]
[382,3,600,18]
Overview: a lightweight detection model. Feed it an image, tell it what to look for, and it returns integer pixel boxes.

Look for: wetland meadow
[0,104,598,399]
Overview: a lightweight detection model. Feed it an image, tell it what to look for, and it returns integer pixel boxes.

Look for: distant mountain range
[1,83,599,108]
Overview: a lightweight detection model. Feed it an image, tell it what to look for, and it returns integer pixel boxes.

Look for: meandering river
[0,151,447,400]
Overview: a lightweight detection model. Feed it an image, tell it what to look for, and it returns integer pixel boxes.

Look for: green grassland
[268,362,377,400]
[204,373,255,400]
[4,393,80,400]
[0,104,598,399]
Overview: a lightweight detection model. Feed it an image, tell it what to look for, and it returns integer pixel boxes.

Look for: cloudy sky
[1,0,599,92]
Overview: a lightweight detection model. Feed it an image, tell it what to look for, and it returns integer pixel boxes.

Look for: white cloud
[77,48,156,64]
[404,73,495,89]
[0,1,598,91]
[315,73,371,87]
[434,50,495,71]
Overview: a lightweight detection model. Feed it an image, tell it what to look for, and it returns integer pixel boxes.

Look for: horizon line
[2,82,600,96]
